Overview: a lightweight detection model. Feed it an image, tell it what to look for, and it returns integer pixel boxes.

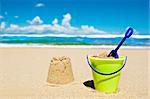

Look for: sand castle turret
[47,56,74,84]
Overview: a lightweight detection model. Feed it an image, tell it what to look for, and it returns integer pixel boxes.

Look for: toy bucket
[87,56,127,93]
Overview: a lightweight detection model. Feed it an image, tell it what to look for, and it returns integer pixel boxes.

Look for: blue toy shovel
[108,27,133,58]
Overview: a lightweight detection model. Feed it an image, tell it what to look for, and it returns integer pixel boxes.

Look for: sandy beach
[0,47,149,99]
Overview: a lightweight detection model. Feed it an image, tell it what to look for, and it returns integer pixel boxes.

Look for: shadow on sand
[83,80,95,89]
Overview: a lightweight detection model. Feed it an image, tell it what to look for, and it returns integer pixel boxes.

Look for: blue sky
[0,0,149,34]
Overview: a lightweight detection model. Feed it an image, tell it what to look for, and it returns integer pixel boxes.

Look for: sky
[0,0,149,35]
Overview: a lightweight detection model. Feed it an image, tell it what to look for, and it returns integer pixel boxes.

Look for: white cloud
[14,16,19,19]
[5,24,105,34]
[0,15,4,19]
[52,18,58,25]
[0,22,6,30]
[10,24,19,29]
[28,16,43,25]
[1,13,107,34]
[5,24,19,33]
[35,3,45,7]
[81,25,106,33]
[62,13,71,27]
[51,24,78,33]
[6,24,52,33]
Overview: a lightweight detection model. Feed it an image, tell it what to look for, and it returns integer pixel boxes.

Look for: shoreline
[0,34,150,38]
[0,44,149,49]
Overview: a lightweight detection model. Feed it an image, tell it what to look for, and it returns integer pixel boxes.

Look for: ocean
[0,34,149,46]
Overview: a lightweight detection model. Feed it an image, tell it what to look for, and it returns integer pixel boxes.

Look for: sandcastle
[47,56,74,84]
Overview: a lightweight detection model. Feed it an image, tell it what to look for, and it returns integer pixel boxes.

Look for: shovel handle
[86,55,127,75]
[125,27,133,38]
[115,27,133,51]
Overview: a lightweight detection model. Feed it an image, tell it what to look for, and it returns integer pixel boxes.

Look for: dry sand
[0,47,149,99]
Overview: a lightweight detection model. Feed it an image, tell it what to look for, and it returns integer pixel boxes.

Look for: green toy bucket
[87,56,127,93]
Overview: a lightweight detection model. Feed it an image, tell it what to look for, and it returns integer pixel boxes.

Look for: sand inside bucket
[47,56,74,84]
[92,51,115,59]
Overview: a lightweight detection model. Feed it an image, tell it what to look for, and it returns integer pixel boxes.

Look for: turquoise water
[0,34,149,46]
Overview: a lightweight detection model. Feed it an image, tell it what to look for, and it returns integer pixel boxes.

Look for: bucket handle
[87,56,127,75]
